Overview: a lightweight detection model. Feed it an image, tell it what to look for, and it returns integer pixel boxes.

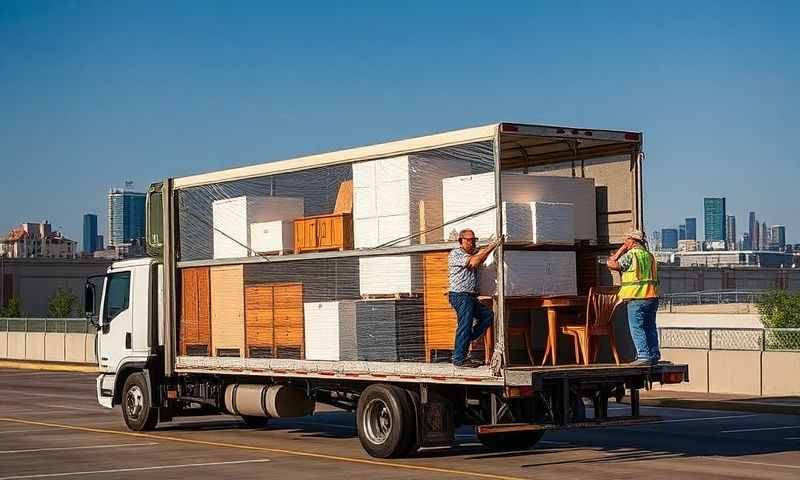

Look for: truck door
[97,270,133,373]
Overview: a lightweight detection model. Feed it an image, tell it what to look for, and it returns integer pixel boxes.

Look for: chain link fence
[0,318,91,334]
[658,291,765,312]
[659,327,800,351]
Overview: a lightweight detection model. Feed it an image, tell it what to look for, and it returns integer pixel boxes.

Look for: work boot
[629,358,654,366]
[453,358,483,368]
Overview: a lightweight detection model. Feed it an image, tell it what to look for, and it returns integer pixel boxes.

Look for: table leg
[547,308,558,366]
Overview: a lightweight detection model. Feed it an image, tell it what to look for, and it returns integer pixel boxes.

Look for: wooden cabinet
[179,267,211,356]
[294,213,353,253]
[210,265,245,357]
[423,252,492,363]
[245,282,305,359]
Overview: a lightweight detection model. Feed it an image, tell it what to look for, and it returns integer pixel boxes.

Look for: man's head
[626,229,646,248]
[458,229,478,253]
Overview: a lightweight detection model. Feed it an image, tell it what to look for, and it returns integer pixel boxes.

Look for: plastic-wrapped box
[478,251,577,297]
[354,298,425,362]
[212,196,304,259]
[250,220,294,254]
[303,301,358,361]
[358,256,423,296]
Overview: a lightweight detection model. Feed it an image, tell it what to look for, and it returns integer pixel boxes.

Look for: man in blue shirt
[448,229,499,367]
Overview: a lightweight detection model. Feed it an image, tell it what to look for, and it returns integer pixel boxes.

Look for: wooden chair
[560,286,622,365]
[507,325,535,366]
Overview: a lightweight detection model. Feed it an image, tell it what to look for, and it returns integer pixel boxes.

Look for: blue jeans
[627,298,660,362]
[448,292,494,363]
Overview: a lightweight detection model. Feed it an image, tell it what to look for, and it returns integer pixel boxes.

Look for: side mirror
[84,282,96,317]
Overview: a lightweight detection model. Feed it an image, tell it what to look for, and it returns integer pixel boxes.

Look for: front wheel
[121,372,159,431]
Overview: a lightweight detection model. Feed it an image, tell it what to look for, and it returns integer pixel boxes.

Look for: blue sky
[1,1,798,247]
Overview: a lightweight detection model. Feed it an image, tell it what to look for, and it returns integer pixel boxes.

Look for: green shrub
[1,296,23,317]
[47,288,78,318]
[756,289,800,328]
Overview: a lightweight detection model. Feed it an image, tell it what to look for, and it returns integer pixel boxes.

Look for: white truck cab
[87,257,163,411]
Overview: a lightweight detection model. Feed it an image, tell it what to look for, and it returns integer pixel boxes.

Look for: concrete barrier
[65,334,87,363]
[25,333,46,361]
[0,332,6,358]
[85,334,97,364]
[659,348,709,392]
[709,350,762,395]
[44,333,65,362]
[7,332,26,359]
[762,351,800,396]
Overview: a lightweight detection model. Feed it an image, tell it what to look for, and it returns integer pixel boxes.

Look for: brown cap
[627,229,645,241]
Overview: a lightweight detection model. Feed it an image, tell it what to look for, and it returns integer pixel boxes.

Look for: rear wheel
[121,372,159,431]
[356,384,416,458]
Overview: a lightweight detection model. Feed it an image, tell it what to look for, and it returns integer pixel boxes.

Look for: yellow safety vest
[618,247,659,299]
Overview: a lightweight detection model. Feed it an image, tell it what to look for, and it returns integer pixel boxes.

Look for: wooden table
[505,296,587,366]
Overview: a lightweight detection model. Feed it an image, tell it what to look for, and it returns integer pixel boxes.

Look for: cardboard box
[479,251,577,297]
[212,196,304,259]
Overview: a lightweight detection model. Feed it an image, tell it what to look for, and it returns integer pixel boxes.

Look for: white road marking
[0,391,95,400]
[700,456,800,470]
[0,459,272,480]
[647,413,763,424]
[721,425,800,434]
[786,437,799,440]
[37,404,104,412]
[0,442,158,454]
[0,429,60,435]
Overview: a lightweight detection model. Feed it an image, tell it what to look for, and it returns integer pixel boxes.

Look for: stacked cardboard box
[303,300,358,361]
[212,196,304,259]
[478,251,577,297]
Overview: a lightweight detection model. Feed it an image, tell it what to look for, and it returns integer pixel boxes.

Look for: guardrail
[0,317,97,364]
[658,291,765,312]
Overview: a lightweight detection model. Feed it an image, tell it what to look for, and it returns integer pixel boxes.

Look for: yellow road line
[0,417,526,480]
[0,361,98,373]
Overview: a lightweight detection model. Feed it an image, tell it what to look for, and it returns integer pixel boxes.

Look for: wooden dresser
[422,252,492,363]
[179,267,211,356]
[294,212,353,253]
[244,282,305,359]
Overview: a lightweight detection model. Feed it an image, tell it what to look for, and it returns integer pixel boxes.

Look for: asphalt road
[0,368,799,480]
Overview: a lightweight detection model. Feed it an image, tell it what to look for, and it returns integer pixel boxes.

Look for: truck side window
[105,272,131,322]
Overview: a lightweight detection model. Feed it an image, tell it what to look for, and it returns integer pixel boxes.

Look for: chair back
[587,286,621,328]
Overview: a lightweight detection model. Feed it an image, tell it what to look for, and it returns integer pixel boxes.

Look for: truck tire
[121,372,159,431]
[356,384,416,458]
[477,430,545,451]
[241,415,270,428]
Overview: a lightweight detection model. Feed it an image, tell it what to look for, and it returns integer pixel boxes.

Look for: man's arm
[606,241,631,272]
[467,240,499,269]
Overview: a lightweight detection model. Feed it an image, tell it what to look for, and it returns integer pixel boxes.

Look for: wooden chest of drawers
[244,282,305,359]
[179,267,211,356]
[294,212,353,253]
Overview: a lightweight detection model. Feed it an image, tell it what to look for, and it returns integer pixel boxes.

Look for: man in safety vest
[607,229,660,366]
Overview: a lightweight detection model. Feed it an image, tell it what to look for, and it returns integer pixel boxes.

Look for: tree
[757,289,800,350]
[1,296,23,317]
[48,288,78,318]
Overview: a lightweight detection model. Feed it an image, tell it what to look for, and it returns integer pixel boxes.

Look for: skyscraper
[685,217,697,240]
[742,232,751,250]
[748,212,756,247]
[726,215,736,250]
[761,222,769,251]
[754,221,761,250]
[82,214,98,254]
[661,228,679,250]
[678,224,686,241]
[769,225,786,251]
[107,187,146,246]
[704,198,726,242]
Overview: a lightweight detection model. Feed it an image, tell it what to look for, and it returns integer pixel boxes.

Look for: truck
[85,122,689,458]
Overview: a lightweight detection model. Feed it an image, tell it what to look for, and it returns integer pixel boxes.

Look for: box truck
[86,122,688,458]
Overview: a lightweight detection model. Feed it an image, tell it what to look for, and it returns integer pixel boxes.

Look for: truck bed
[176,356,687,387]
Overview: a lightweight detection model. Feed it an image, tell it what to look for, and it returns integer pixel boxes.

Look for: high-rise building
[742,232,751,250]
[726,215,736,251]
[748,212,756,247]
[754,221,761,250]
[704,198,726,242]
[678,224,686,241]
[82,214,98,254]
[661,228,679,250]
[651,230,661,250]
[685,217,697,240]
[96,235,104,251]
[769,225,786,251]
[761,223,769,251]
[107,187,146,247]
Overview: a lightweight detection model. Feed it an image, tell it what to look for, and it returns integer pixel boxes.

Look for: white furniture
[352,155,470,248]
[249,221,294,254]
[303,301,357,361]
[212,196,304,259]
[442,172,596,242]
[358,256,423,296]
[478,251,577,297]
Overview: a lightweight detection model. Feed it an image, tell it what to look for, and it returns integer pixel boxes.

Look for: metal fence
[659,327,800,352]
[658,291,765,312]
[0,318,92,334]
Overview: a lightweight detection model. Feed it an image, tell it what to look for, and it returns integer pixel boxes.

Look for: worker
[448,229,500,368]
[606,229,660,366]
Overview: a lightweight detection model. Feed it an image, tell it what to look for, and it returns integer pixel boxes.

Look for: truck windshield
[104,272,131,321]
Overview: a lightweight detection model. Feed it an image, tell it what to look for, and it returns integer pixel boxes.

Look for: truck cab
[87,258,163,412]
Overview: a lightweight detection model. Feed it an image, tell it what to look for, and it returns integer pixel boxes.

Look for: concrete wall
[762,352,800,396]
[658,312,762,328]
[658,266,800,294]
[659,349,709,393]
[708,350,762,395]
[1,332,96,365]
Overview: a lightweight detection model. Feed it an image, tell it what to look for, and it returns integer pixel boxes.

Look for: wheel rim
[363,398,392,445]
[125,385,144,421]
